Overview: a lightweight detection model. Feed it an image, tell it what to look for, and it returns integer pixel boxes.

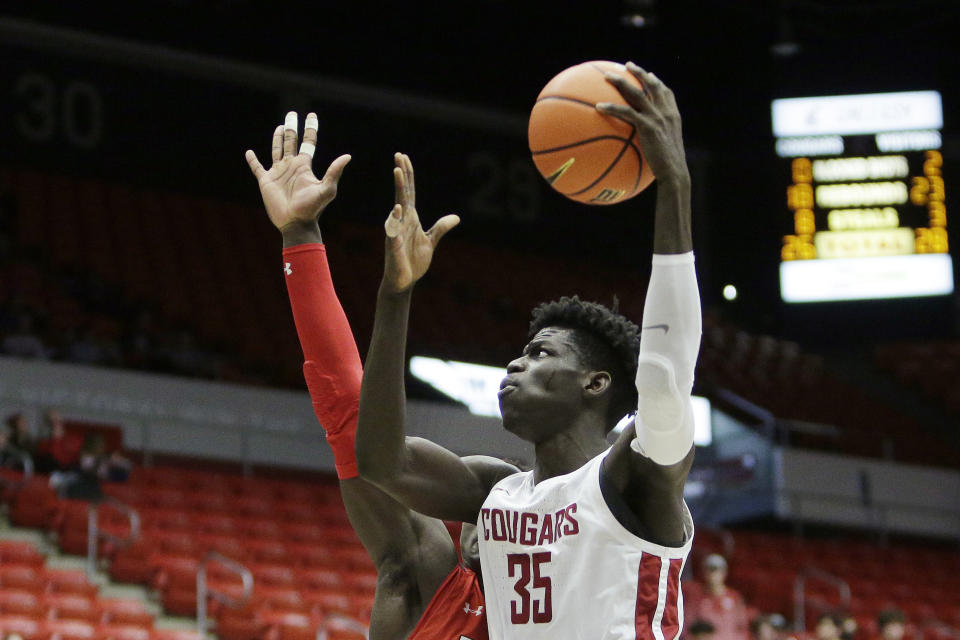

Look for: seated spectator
[751,615,782,640]
[33,410,84,472]
[839,613,858,640]
[690,620,718,640]
[4,412,36,454]
[815,614,841,640]
[1,312,48,359]
[877,610,906,640]
[63,323,122,366]
[1,414,31,468]
[685,554,750,640]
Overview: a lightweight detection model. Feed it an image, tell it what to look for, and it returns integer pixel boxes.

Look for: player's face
[498,327,591,442]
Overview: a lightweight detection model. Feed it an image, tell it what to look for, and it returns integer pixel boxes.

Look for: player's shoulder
[460,454,522,489]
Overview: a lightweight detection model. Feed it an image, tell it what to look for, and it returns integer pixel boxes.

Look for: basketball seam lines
[565,134,634,198]
[534,95,598,109]
[531,135,630,155]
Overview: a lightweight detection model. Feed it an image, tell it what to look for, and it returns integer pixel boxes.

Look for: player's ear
[584,371,612,398]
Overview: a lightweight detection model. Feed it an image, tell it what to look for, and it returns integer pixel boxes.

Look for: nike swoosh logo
[642,324,670,333]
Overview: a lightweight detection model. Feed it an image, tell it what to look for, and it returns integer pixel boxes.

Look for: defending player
[356,62,699,639]
[245,113,492,640]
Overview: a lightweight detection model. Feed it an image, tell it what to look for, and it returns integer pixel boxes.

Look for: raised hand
[382,153,460,293]
[245,111,351,232]
[596,62,689,183]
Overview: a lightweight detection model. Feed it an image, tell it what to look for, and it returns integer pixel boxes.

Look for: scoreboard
[772,90,952,303]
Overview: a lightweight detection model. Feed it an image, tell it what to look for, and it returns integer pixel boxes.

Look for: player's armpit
[364,437,516,525]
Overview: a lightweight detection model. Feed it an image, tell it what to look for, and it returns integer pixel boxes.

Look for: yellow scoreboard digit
[772,91,953,302]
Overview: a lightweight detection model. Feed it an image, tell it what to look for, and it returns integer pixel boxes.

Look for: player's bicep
[387,437,515,524]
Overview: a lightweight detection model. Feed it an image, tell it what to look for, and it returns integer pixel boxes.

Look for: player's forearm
[652,173,692,255]
[634,169,700,467]
[283,242,363,478]
[356,285,414,485]
[633,252,701,466]
[280,219,322,247]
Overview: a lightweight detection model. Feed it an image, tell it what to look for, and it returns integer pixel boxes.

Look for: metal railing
[86,496,141,579]
[197,551,253,636]
[793,567,851,632]
[317,614,369,640]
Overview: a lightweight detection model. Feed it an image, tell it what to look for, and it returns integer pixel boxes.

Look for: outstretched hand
[596,62,689,183]
[382,153,460,294]
[245,111,351,232]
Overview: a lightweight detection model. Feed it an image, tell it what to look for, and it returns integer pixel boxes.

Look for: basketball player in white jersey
[356,61,700,640]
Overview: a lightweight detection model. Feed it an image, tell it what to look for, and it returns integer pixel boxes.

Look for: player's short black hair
[528,295,640,429]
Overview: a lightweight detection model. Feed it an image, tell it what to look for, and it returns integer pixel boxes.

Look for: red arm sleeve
[282,243,362,479]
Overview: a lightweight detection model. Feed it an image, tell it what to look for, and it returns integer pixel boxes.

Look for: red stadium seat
[96,625,153,640]
[250,564,297,588]
[259,611,319,640]
[244,540,289,564]
[10,477,59,528]
[0,565,47,592]
[302,590,352,617]
[44,593,99,622]
[341,571,377,595]
[0,541,47,568]
[285,542,337,569]
[0,589,44,617]
[255,587,308,613]
[296,568,343,591]
[216,605,266,640]
[109,541,154,585]
[150,554,200,592]
[43,619,97,640]
[97,599,154,628]
[0,615,44,640]
[193,533,247,561]
[45,570,99,598]
[149,630,205,640]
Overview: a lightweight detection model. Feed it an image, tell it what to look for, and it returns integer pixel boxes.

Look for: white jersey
[477,448,693,640]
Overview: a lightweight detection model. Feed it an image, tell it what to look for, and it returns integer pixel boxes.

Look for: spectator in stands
[3,412,37,456]
[877,609,906,640]
[1,312,49,359]
[63,323,122,366]
[33,410,83,472]
[839,613,858,640]
[689,620,718,640]
[751,615,782,640]
[686,553,750,640]
[163,329,217,378]
[815,614,842,640]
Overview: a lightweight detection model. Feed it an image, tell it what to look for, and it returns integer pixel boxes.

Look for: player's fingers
[393,163,404,206]
[299,112,318,158]
[283,111,298,158]
[400,153,416,206]
[625,62,661,94]
[271,125,284,163]
[427,214,460,246]
[603,72,650,111]
[384,204,403,238]
[245,150,266,180]
[321,154,351,186]
[596,102,646,129]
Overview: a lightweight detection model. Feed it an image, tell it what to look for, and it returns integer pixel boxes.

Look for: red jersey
[408,564,488,640]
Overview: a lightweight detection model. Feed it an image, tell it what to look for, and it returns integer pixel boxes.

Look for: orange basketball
[528,61,655,205]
